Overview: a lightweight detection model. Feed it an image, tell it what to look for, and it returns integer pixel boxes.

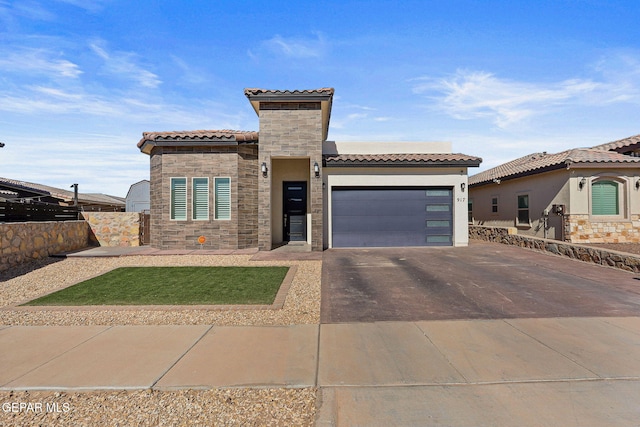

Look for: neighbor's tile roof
[324,153,482,167]
[244,88,335,96]
[137,129,259,148]
[591,134,640,152]
[470,148,640,186]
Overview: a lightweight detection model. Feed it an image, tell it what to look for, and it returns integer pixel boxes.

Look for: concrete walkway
[2,317,640,425]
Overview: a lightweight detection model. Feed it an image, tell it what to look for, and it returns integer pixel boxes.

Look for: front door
[283,181,307,242]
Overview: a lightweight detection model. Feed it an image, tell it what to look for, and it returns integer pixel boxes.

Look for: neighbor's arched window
[591,180,619,216]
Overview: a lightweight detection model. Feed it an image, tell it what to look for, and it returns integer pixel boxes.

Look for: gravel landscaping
[0,255,321,326]
[0,254,322,426]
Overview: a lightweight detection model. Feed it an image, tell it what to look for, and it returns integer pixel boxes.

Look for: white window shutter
[215,177,231,220]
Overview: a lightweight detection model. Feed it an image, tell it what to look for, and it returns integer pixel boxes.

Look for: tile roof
[324,153,482,167]
[137,129,259,148]
[244,88,335,97]
[591,134,640,152]
[470,148,640,186]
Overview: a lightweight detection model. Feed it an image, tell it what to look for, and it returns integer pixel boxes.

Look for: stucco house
[137,88,482,251]
[468,134,640,243]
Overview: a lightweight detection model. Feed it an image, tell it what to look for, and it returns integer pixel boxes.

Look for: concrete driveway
[321,240,640,323]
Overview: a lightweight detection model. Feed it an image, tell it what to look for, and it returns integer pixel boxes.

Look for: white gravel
[0,255,323,426]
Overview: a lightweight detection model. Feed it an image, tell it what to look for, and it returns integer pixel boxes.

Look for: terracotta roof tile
[323,153,482,166]
[137,129,258,148]
[244,88,334,96]
[470,148,640,186]
[591,134,640,152]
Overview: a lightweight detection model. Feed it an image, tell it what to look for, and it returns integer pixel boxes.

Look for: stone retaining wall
[0,221,90,272]
[470,225,640,273]
[82,212,141,247]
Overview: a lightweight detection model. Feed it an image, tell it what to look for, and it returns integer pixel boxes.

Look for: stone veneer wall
[237,145,259,248]
[82,212,141,247]
[0,221,90,272]
[258,102,324,251]
[149,145,259,250]
[470,225,640,273]
[565,214,640,244]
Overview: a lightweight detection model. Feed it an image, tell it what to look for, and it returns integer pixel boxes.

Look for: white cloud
[90,41,161,88]
[413,52,640,130]
[412,70,604,128]
[55,0,108,13]
[250,32,329,60]
[0,48,82,78]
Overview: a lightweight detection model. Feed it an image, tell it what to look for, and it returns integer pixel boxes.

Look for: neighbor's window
[592,180,619,216]
[214,177,231,220]
[468,199,473,223]
[192,177,209,220]
[517,194,530,224]
[170,177,187,220]
[491,197,498,213]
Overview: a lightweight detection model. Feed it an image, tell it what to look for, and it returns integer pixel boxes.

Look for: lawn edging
[470,225,640,273]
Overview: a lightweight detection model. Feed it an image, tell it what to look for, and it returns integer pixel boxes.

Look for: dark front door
[283,181,307,242]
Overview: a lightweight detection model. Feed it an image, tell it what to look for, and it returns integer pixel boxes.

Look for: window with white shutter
[214,177,231,220]
[192,177,209,220]
[170,178,187,220]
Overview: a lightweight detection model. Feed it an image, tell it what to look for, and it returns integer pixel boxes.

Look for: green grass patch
[22,266,289,306]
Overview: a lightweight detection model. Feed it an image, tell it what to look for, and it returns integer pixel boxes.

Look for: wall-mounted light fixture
[636,179,640,190]
[313,162,320,178]
[261,162,268,177]
[579,177,587,190]
[460,182,466,192]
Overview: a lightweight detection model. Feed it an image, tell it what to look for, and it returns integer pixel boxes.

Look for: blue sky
[1,0,639,196]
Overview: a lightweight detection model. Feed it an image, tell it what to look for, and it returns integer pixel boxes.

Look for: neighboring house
[126,180,150,212]
[137,88,482,251]
[0,177,125,211]
[468,134,640,243]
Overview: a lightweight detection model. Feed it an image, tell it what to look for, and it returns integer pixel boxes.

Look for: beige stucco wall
[323,166,471,248]
[469,169,570,240]
[323,141,452,155]
[470,167,640,243]
[271,158,311,245]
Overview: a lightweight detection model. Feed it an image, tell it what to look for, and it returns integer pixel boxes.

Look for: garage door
[331,187,453,247]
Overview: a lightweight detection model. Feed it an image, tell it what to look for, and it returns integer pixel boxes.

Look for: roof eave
[138,138,257,155]
[324,160,482,168]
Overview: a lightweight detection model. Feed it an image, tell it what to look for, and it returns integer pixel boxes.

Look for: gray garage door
[331,187,453,247]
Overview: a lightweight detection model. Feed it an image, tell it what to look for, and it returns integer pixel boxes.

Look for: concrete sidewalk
[1,318,640,425]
